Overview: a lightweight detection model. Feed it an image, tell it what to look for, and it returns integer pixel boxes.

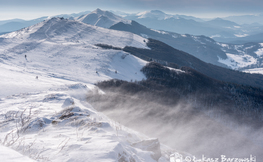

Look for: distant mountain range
[123,10,263,43]
[74,9,263,71]
[2,9,262,89]
[110,20,228,67]
[70,9,227,67]
[125,10,204,22]
[215,32,263,44]
[1,9,263,72]
[1,9,263,44]
[224,14,263,25]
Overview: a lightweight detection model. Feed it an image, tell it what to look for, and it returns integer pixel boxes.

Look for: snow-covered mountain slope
[110,20,228,68]
[76,8,131,28]
[1,17,145,48]
[217,42,263,71]
[135,10,172,20]
[76,10,227,67]
[0,17,176,161]
[0,17,148,90]
[0,11,92,34]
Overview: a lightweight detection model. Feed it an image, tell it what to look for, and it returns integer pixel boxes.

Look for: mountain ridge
[122,38,263,89]
[76,8,131,28]
[110,20,228,67]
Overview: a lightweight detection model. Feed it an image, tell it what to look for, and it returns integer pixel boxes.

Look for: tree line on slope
[122,38,263,89]
[93,62,263,126]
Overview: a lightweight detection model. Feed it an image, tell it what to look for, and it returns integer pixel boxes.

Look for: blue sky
[1,0,263,20]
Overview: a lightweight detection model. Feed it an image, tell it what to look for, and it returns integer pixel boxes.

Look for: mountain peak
[76,9,131,28]
[136,10,171,20]
[149,10,166,15]
[214,17,222,20]
[211,17,226,21]
[206,17,239,27]
[95,8,103,12]
[93,8,105,14]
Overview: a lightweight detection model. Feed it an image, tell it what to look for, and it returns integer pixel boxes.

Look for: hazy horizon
[0,0,263,20]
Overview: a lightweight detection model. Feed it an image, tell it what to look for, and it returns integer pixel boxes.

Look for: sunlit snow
[0,18,172,162]
[218,53,257,69]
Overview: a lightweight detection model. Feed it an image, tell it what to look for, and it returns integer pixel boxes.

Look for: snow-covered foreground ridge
[0,84,171,162]
[0,18,176,161]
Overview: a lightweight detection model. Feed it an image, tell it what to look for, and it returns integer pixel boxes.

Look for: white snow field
[218,53,257,69]
[218,43,263,73]
[0,144,35,162]
[0,18,175,161]
[243,68,263,75]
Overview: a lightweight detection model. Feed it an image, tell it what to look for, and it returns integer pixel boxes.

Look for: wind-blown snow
[0,84,170,161]
[0,18,174,161]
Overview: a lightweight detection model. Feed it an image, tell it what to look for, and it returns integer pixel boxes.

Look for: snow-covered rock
[132,138,162,161]
[62,98,75,108]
